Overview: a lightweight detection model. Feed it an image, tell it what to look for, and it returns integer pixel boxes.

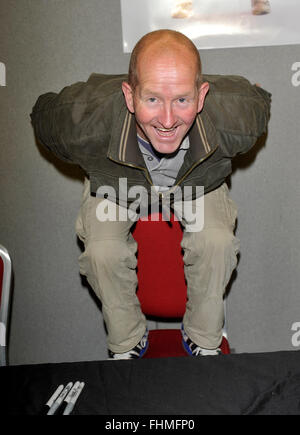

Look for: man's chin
[151,140,182,155]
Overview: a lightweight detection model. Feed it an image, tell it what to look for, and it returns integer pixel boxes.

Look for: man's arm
[203,74,271,158]
[30,73,123,167]
[30,81,86,163]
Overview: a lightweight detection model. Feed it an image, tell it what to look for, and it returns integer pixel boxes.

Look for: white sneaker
[108,330,149,360]
[172,1,193,19]
[252,0,271,15]
[181,325,221,356]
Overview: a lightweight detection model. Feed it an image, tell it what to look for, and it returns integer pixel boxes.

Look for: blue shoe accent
[181,324,193,356]
[181,324,221,356]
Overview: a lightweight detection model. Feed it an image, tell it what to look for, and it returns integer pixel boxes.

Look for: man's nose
[159,103,176,128]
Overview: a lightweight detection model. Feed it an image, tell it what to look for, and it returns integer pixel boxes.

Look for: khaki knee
[201,228,238,254]
[83,239,137,273]
[182,227,239,264]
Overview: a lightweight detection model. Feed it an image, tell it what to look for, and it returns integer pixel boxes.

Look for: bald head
[128,29,202,90]
[122,29,209,154]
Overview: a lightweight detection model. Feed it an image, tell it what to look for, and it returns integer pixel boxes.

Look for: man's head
[122,29,209,154]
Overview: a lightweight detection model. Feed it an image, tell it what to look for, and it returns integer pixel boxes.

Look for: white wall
[0,0,299,364]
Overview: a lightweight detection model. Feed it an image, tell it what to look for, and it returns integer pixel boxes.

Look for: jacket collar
[107,103,219,168]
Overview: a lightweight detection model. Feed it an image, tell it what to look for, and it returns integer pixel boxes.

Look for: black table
[2,350,300,415]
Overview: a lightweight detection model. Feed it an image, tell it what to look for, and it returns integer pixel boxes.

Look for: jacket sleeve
[30,75,115,167]
[204,75,272,157]
[31,82,83,163]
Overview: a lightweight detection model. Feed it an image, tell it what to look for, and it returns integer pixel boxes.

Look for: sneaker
[181,325,221,356]
[251,0,271,15]
[171,1,193,19]
[108,330,149,360]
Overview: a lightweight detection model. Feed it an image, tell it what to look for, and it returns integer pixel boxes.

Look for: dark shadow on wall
[231,131,268,178]
[224,130,268,299]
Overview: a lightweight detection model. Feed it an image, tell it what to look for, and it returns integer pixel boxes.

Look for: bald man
[31,30,271,360]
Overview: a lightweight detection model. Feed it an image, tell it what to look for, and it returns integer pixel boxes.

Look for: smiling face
[122,42,209,154]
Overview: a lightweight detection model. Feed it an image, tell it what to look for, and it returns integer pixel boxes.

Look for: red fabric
[132,213,230,357]
[133,213,187,318]
[144,330,230,358]
[0,257,3,306]
[146,329,187,358]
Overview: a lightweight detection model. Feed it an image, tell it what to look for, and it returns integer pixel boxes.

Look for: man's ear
[122,81,135,113]
[197,81,209,113]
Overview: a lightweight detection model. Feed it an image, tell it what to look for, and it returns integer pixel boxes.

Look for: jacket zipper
[155,145,218,200]
[174,145,218,190]
[107,155,154,187]
[108,143,217,200]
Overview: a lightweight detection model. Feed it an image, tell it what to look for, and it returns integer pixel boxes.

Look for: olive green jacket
[30,73,271,204]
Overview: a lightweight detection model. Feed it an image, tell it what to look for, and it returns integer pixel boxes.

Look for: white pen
[42,384,64,414]
[63,382,85,415]
[58,381,81,414]
[47,382,73,415]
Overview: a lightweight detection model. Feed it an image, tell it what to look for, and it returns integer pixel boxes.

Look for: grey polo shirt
[137,135,190,193]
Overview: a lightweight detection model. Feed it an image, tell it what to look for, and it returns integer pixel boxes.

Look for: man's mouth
[154,126,178,137]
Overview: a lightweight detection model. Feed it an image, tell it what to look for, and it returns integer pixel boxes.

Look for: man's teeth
[156,127,177,135]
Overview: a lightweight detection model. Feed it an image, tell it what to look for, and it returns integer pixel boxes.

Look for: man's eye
[178,98,187,103]
[148,97,157,103]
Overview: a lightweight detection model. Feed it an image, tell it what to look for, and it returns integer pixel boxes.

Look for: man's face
[122,51,209,154]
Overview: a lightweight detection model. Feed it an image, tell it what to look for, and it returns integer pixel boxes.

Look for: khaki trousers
[75,178,240,353]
